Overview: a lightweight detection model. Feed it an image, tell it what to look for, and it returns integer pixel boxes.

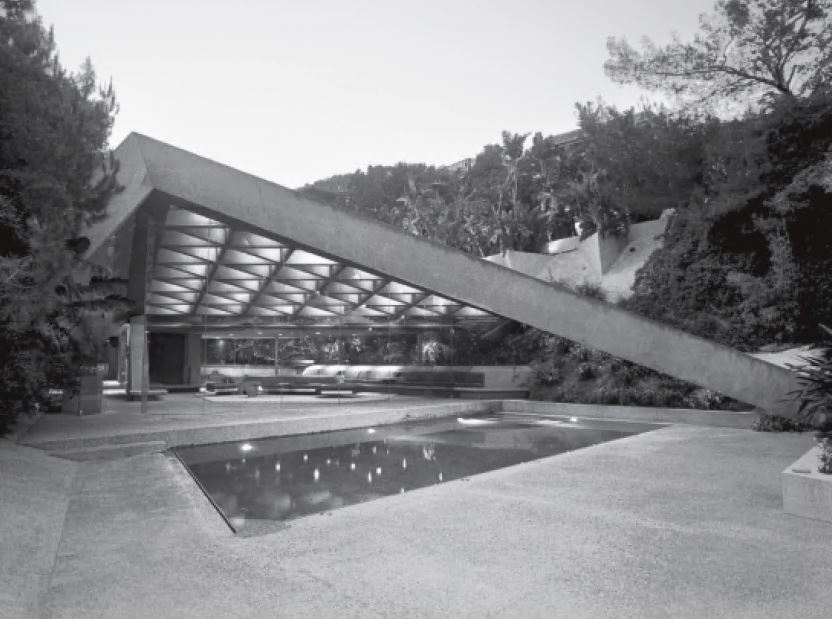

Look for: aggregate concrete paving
[4,423,829,618]
[19,393,493,451]
[0,441,77,617]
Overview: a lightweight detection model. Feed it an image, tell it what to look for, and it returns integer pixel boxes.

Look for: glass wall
[199,326,466,374]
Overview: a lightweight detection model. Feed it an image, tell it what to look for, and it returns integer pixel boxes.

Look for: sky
[37,0,716,188]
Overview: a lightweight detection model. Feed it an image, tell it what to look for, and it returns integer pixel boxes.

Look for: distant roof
[550,128,585,147]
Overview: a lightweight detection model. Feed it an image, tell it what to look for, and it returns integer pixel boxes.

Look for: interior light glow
[240,443,253,452]
[402,458,407,469]
[457,417,498,426]
[350,462,356,471]
[367,428,376,434]
[275,462,281,472]
[313,468,320,481]
[570,417,579,423]
[375,467,382,475]
[302,453,308,462]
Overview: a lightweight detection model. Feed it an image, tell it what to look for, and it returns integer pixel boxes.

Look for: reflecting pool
[175,413,660,534]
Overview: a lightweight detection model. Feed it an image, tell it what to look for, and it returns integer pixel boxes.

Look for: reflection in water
[179,416,645,533]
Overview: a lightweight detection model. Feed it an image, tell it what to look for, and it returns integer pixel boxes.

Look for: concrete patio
[2,400,830,618]
[17,393,494,454]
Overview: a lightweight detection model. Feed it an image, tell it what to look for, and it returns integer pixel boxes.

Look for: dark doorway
[149,333,185,385]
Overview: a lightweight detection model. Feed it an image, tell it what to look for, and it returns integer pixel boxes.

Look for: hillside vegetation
[302,0,831,407]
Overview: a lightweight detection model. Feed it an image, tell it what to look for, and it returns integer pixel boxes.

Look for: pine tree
[0,0,122,434]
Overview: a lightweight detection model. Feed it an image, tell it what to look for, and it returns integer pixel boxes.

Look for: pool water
[175,413,660,534]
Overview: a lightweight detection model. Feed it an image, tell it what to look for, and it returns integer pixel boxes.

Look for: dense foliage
[622,73,830,349]
[303,111,697,256]
[0,0,122,434]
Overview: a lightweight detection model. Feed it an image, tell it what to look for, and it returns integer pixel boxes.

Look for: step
[49,440,168,461]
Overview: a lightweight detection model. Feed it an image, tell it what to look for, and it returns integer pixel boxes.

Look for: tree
[623,87,830,349]
[577,103,715,217]
[605,0,832,107]
[0,0,122,434]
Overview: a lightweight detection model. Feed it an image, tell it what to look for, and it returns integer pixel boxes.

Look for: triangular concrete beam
[84,133,800,415]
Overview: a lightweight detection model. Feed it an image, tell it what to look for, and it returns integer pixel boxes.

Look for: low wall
[202,365,300,379]
[500,400,759,429]
[629,217,669,240]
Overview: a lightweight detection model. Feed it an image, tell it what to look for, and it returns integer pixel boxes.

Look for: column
[127,315,147,394]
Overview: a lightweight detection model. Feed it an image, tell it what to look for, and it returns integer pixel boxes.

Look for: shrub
[574,281,608,302]
[577,362,596,381]
[788,325,832,473]
[574,346,592,362]
[753,415,811,433]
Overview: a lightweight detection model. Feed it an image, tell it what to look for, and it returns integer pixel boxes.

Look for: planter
[782,445,832,522]
[61,366,103,416]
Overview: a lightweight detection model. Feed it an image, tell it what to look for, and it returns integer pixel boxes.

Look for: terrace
[3,398,830,618]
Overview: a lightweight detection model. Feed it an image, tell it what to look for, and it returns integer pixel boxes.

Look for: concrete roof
[86,135,493,326]
[82,133,801,414]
